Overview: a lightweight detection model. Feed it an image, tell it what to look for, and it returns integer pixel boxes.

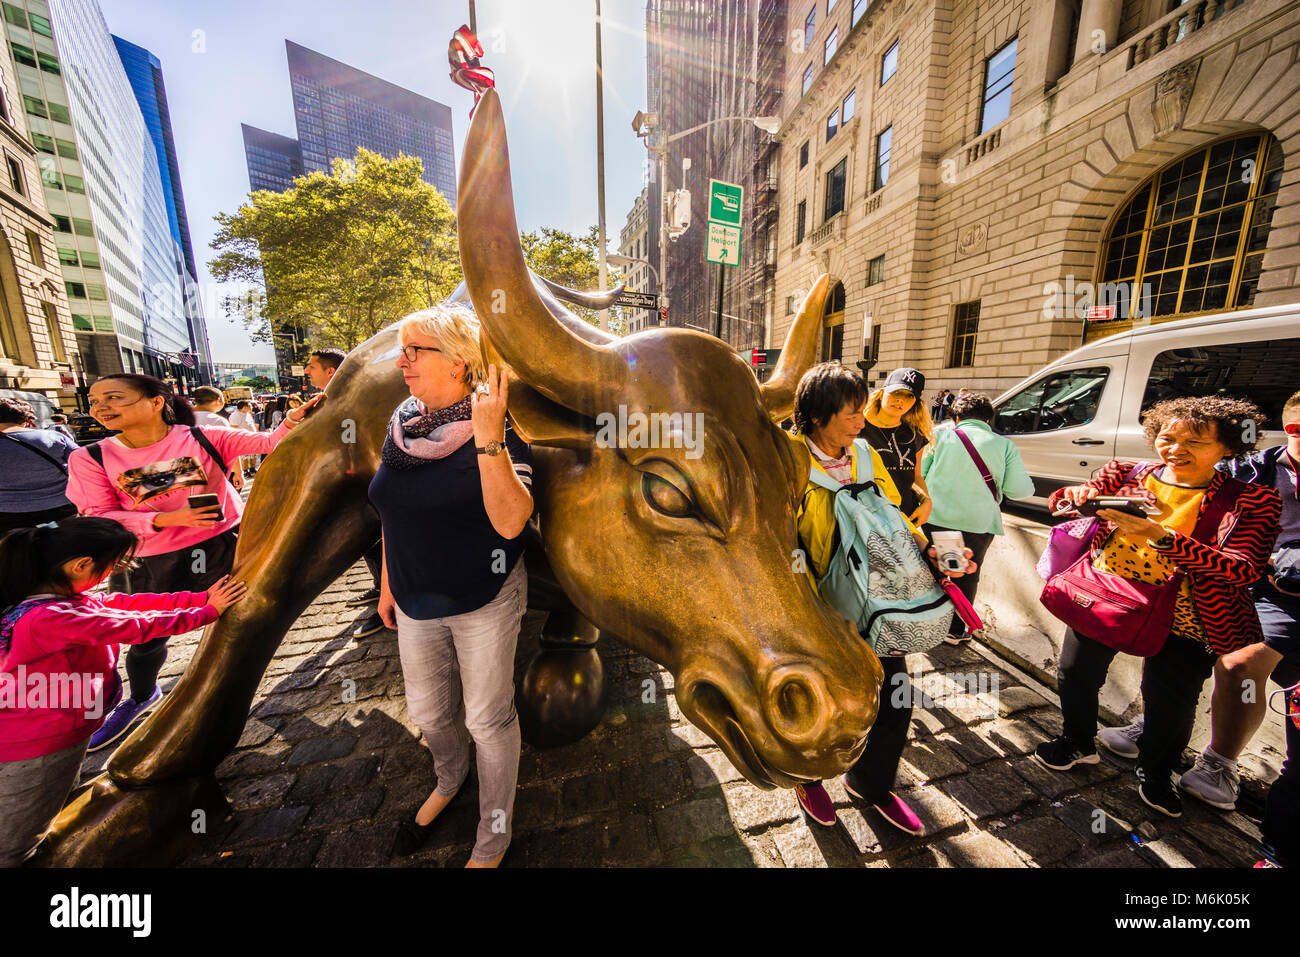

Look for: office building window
[63,174,84,194]
[23,95,46,119]
[824,26,838,64]
[52,214,71,233]
[70,314,92,331]
[948,301,980,367]
[1100,134,1282,317]
[805,8,816,48]
[31,132,54,154]
[37,53,59,76]
[822,282,846,362]
[800,140,809,168]
[853,0,869,25]
[55,139,77,160]
[87,283,107,301]
[42,302,64,362]
[3,3,26,27]
[10,42,36,68]
[80,251,99,268]
[72,218,94,237]
[796,199,807,244]
[824,157,846,221]
[57,247,78,266]
[40,163,60,188]
[842,89,856,124]
[882,40,898,84]
[29,12,52,37]
[802,63,814,95]
[47,103,70,125]
[6,155,22,195]
[26,230,43,268]
[980,37,1017,134]
[826,108,839,142]
[874,126,892,191]
[65,281,86,299]
[867,254,884,286]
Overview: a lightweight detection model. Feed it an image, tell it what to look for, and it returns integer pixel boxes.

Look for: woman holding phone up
[1033,397,1280,818]
[66,374,322,751]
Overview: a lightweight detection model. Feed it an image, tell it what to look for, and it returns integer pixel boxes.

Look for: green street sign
[706,222,741,266]
[708,179,743,227]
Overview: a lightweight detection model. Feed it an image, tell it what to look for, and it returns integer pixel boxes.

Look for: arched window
[1099,134,1282,324]
[821,280,845,362]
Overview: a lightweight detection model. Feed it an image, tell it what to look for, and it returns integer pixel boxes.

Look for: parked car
[68,412,114,446]
[992,303,1300,508]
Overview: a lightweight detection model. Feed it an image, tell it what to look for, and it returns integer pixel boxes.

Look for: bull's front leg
[34,407,383,867]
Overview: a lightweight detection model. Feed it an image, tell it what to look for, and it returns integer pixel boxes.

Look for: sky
[97,0,651,364]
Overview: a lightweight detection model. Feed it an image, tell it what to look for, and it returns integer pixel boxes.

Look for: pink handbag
[1039,476,1242,656]
[1036,463,1157,581]
[939,577,986,640]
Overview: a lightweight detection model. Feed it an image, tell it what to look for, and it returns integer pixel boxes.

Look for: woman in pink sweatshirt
[0,516,247,866]
[65,373,320,751]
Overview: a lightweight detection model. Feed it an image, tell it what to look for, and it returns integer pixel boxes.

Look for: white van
[991,304,1300,508]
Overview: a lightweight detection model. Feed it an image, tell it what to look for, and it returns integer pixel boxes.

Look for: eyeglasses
[399,345,442,363]
[87,394,145,410]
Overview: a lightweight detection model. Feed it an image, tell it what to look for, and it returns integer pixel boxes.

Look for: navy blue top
[368,425,533,619]
[0,428,77,512]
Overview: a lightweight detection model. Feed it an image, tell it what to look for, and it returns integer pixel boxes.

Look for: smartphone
[931,530,966,574]
[187,493,223,522]
[1074,496,1157,518]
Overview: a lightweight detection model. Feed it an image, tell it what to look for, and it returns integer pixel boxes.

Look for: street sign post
[705,222,741,265]
[707,179,743,339]
[708,179,743,226]
[615,291,660,310]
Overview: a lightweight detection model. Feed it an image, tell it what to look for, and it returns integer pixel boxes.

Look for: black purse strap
[0,429,70,474]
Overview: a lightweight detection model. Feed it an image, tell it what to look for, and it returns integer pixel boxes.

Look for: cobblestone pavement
[82,561,1271,868]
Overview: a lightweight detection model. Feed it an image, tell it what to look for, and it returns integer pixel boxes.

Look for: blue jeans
[394,557,526,862]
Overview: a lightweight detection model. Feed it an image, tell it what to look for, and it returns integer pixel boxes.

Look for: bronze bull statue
[34,88,883,866]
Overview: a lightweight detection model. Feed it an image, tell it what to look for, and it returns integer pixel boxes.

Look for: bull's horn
[458,88,627,416]
[535,274,626,312]
[759,274,831,422]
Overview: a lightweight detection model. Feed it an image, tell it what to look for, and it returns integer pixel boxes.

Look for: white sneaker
[1097,716,1143,759]
[1179,748,1240,811]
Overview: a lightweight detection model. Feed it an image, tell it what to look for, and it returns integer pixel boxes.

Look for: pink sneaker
[872,791,923,835]
[795,782,837,827]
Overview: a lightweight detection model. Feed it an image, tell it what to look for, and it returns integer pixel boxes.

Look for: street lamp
[632,110,779,335]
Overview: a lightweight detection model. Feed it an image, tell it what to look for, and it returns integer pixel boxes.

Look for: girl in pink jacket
[0,517,247,866]
[65,374,320,752]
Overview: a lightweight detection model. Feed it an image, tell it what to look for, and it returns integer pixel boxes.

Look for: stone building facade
[773,0,1300,395]
[0,19,76,405]
[618,186,654,333]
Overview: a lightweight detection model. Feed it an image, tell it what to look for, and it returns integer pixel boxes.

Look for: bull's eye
[642,472,694,518]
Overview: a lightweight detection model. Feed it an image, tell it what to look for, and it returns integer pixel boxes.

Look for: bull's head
[458,89,883,789]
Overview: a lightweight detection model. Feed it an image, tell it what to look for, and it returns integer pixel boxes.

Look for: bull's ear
[508,381,596,448]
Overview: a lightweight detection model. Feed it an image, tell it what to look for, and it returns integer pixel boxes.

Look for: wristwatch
[476,441,505,456]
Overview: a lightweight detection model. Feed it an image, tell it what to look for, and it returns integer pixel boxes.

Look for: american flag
[177,351,197,369]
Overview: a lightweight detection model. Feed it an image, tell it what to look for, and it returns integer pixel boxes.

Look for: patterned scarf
[381,394,476,471]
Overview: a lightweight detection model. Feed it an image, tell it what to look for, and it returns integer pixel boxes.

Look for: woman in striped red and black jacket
[1033,396,1281,819]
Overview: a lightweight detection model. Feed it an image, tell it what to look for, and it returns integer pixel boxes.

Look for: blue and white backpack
[807,440,954,656]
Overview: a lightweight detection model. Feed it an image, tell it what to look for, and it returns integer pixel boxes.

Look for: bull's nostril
[771,673,820,738]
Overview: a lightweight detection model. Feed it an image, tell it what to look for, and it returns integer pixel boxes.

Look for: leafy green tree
[232,375,277,392]
[210,148,460,350]
[520,226,624,333]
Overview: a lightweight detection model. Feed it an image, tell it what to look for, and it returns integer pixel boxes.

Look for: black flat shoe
[393,791,460,856]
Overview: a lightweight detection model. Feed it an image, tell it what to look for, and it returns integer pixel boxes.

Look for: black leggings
[844,656,914,802]
[1057,628,1215,780]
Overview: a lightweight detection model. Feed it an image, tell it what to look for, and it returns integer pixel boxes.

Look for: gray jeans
[0,740,88,867]
[395,557,526,862]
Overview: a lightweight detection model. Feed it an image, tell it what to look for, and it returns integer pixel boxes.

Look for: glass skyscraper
[5,0,196,384]
[241,40,456,207]
[113,34,213,384]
